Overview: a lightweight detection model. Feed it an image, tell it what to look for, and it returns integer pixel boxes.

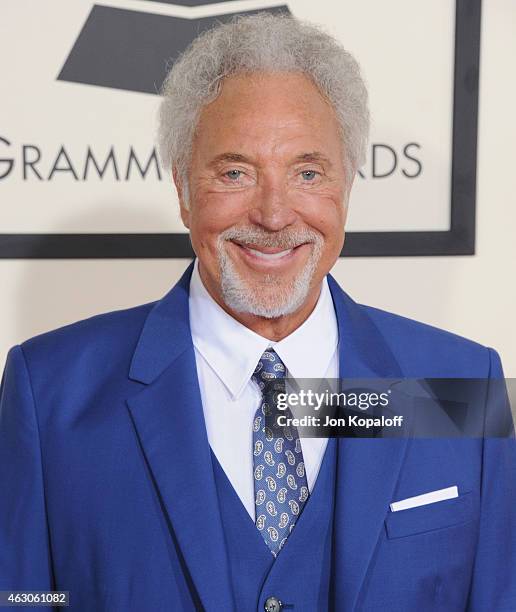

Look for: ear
[347,171,356,195]
[341,171,356,228]
[342,170,356,210]
[172,166,190,229]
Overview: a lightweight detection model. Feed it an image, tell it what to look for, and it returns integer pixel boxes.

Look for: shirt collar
[189,258,338,399]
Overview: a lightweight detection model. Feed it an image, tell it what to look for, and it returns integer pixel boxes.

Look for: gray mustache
[219,227,322,250]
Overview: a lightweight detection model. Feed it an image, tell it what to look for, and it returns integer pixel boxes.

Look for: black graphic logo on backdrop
[58,2,290,94]
[0,0,480,258]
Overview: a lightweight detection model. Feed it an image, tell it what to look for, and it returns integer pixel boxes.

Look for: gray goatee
[216,226,323,319]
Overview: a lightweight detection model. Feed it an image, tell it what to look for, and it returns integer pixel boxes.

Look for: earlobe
[172,166,190,228]
[180,205,190,229]
[346,171,356,198]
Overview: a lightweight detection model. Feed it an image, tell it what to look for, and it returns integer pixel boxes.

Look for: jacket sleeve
[0,345,55,604]
[466,348,516,611]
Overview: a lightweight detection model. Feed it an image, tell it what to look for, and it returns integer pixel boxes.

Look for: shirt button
[264,596,282,612]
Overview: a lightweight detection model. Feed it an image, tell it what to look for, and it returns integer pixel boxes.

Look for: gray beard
[216,226,323,319]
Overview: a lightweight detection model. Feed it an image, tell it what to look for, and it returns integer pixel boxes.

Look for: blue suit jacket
[1,261,515,611]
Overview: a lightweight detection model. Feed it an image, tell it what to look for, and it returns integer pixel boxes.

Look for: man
[1,12,515,612]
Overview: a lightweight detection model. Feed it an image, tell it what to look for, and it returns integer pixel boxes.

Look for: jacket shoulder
[19,301,156,368]
[359,303,497,377]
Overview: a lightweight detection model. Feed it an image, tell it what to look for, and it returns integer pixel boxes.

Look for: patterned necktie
[252,349,310,556]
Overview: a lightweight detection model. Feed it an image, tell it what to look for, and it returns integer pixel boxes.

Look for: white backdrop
[0,0,454,233]
[0,1,515,374]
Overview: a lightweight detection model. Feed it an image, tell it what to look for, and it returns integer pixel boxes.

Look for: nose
[247,176,297,231]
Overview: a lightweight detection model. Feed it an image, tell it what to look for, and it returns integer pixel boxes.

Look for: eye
[224,169,243,181]
[300,169,319,181]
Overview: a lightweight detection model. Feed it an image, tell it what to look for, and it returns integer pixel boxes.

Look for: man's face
[178,71,350,319]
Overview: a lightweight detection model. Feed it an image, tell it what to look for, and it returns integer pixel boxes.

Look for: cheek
[297,194,346,238]
[189,192,249,245]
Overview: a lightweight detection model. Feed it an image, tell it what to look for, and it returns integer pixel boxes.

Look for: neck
[225,291,321,341]
[198,266,322,341]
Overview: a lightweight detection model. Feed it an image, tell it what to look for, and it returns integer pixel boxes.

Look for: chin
[221,271,314,319]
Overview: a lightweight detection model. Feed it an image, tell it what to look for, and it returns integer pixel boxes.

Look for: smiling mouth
[231,241,309,262]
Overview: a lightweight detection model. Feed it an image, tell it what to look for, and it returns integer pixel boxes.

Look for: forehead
[192,72,343,163]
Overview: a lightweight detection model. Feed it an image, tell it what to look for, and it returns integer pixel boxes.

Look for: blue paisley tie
[252,349,309,556]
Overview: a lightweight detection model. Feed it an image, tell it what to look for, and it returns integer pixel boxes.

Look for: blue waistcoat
[211,437,338,612]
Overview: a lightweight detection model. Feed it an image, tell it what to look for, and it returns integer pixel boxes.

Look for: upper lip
[232,241,307,254]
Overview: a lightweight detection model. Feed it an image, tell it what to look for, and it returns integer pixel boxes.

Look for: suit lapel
[327,275,409,611]
[126,262,235,611]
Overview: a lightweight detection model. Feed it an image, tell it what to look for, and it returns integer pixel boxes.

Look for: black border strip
[0,0,481,259]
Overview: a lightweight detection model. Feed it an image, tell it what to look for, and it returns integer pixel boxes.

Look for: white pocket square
[390,485,458,512]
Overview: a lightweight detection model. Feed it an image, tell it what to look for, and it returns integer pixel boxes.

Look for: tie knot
[252,349,286,389]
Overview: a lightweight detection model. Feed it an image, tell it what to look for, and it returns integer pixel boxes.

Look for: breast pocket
[385,492,477,539]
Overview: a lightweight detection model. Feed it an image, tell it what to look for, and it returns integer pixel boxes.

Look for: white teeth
[246,247,293,260]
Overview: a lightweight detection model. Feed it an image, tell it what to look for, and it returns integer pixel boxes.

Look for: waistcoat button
[264,596,282,612]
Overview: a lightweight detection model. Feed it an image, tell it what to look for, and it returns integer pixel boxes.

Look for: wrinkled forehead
[191,71,344,166]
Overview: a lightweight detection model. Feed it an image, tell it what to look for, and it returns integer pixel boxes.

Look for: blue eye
[301,170,318,181]
[225,169,242,180]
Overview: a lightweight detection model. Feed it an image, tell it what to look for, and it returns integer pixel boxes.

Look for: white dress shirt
[189,258,339,520]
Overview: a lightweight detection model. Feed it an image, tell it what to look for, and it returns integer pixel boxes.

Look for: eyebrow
[209,152,251,166]
[208,151,333,166]
[293,151,332,166]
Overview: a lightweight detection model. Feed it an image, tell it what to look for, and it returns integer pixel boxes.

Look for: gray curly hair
[158,12,369,206]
